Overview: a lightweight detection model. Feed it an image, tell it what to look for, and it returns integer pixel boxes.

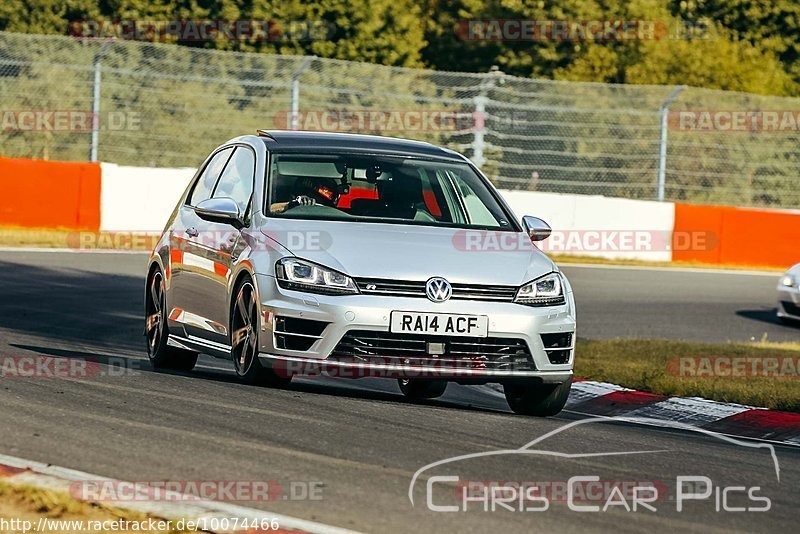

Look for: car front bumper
[254,274,575,383]
[777,282,800,320]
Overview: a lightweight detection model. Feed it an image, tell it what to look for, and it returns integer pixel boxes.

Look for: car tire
[145,269,199,372]
[398,379,447,399]
[230,277,292,388]
[504,378,572,416]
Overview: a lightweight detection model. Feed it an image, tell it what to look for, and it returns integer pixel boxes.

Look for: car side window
[187,147,234,206]
[450,172,501,226]
[212,147,255,215]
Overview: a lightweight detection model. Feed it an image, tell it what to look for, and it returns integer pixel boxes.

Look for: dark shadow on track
[0,260,145,351]
[736,307,789,327]
[10,342,510,416]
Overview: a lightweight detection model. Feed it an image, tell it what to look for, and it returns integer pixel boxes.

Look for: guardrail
[0,157,796,269]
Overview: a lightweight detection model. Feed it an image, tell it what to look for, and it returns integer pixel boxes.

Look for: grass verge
[0,481,190,533]
[0,227,74,248]
[0,227,157,251]
[575,338,800,412]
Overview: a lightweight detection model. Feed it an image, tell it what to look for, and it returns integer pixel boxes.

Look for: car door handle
[186,227,199,237]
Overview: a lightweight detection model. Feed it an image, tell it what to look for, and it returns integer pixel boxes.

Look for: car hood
[260,218,556,286]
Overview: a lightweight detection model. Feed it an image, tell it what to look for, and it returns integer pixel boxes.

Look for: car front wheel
[231,278,292,387]
[504,379,572,416]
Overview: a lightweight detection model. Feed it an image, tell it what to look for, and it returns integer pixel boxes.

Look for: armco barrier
[0,157,798,269]
[672,203,800,268]
[0,157,100,230]
[99,168,679,262]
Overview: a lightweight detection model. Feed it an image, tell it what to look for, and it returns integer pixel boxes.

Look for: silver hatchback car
[777,262,800,324]
[145,131,576,416]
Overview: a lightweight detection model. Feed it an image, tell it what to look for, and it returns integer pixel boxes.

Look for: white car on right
[777,262,800,324]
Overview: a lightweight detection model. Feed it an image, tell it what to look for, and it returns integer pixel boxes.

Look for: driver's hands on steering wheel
[287,195,316,209]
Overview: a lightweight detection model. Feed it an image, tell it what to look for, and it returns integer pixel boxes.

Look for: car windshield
[267,153,514,230]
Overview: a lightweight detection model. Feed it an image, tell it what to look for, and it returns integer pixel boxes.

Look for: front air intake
[540,332,573,365]
[274,316,328,351]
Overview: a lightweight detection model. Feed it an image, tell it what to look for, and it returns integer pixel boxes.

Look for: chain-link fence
[1,31,799,208]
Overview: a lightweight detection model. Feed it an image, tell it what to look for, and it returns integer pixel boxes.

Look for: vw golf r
[144,131,576,415]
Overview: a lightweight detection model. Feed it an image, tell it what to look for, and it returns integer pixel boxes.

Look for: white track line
[0,453,360,534]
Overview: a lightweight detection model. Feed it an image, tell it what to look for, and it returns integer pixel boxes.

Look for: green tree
[673,0,800,85]
[0,0,428,68]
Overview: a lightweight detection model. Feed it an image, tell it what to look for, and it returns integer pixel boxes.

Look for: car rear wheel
[145,269,198,371]
[504,378,572,416]
[398,378,447,399]
[231,278,292,387]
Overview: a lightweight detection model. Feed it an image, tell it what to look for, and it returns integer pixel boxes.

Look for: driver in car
[271,177,340,213]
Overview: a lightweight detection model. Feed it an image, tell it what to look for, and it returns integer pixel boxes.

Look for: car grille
[330,330,535,371]
[353,277,517,302]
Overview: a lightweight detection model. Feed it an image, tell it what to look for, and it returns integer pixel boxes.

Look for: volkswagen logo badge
[425,277,452,303]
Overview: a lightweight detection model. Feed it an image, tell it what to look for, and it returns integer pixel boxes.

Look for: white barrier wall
[502,190,675,261]
[100,165,675,261]
[100,163,196,232]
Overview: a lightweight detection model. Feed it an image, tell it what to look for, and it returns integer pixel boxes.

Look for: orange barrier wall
[673,203,800,268]
[0,157,101,230]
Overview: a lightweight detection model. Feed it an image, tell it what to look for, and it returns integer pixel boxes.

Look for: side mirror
[195,197,244,228]
[522,215,551,242]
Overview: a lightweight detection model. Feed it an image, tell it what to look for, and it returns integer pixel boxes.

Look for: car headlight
[781,274,796,287]
[275,258,358,295]
[515,272,565,307]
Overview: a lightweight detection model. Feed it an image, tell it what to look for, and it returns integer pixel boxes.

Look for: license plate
[390,312,488,337]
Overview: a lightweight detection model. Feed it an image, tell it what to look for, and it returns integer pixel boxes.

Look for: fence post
[471,66,502,168]
[472,94,487,167]
[657,85,685,201]
[290,56,315,130]
[89,40,113,162]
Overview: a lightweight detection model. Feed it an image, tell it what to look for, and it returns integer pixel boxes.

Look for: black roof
[257,130,464,160]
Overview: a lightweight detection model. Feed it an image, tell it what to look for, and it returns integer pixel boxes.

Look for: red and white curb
[486,379,800,446]
[496,379,800,446]
[0,453,359,534]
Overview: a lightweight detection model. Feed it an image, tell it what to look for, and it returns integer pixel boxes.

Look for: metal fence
[1,31,799,208]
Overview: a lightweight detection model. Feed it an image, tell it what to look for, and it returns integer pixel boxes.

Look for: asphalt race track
[0,250,797,533]
[563,263,797,343]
